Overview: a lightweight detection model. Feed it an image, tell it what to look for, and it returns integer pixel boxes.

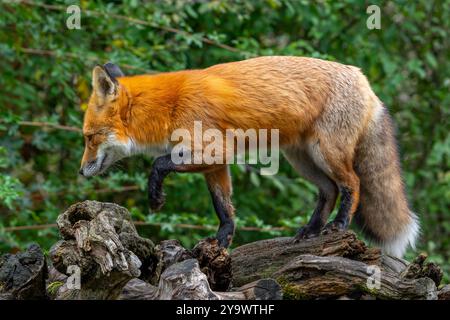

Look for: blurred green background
[0,1,448,280]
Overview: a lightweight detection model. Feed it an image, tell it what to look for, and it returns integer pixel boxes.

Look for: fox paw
[216,223,234,248]
[293,224,321,242]
[321,220,347,235]
[215,234,232,248]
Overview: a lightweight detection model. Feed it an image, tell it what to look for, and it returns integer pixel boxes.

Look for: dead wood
[230,231,380,287]
[49,201,158,299]
[272,254,437,300]
[119,260,281,300]
[1,201,444,301]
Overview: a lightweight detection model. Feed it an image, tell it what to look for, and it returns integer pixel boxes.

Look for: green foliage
[0,1,448,280]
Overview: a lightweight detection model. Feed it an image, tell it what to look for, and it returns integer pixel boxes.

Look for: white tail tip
[381,213,420,258]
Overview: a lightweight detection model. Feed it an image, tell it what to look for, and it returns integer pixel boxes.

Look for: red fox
[79,56,419,257]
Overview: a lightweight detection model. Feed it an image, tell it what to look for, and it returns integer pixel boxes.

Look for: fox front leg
[148,155,174,212]
[148,154,216,211]
[148,155,234,248]
[204,166,235,248]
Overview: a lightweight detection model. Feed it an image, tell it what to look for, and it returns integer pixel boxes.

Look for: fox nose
[79,168,84,176]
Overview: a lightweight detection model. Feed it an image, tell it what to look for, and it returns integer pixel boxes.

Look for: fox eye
[85,134,94,143]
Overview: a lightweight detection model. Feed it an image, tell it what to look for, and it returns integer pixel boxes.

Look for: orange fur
[111,57,334,148]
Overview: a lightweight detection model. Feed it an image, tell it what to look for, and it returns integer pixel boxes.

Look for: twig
[95,185,140,194]
[0,120,81,133]
[3,223,58,232]
[16,120,82,133]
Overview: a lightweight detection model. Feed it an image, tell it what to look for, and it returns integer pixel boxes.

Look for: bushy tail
[353,105,419,258]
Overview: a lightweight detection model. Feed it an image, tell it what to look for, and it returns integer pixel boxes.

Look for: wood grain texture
[231,231,380,287]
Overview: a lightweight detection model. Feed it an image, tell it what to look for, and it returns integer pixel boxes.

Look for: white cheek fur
[83,135,172,177]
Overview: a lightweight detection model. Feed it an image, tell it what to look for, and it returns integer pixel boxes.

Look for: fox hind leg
[283,147,339,240]
[307,141,361,234]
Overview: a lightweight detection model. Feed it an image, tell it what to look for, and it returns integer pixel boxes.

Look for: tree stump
[45,201,234,300]
[49,201,159,299]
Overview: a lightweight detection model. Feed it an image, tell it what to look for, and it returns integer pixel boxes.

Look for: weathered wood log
[119,278,157,300]
[152,259,221,300]
[49,200,159,299]
[219,279,282,300]
[231,232,441,300]
[231,231,380,287]
[2,201,445,300]
[119,260,281,300]
[380,255,409,274]
[120,259,221,300]
[157,239,193,270]
[156,238,232,291]
[273,254,437,300]
[0,244,48,300]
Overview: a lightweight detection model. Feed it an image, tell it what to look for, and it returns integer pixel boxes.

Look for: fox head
[79,63,132,177]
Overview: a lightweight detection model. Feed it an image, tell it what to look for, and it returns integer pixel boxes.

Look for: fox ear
[92,65,118,102]
[103,62,124,79]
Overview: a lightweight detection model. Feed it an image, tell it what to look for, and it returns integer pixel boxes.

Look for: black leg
[209,188,235,247]
[282,148,339,241]
[148,154,216,211]
[148,155,235,247]
[204,166,235,248]
[322,186,353,233]
[295,191,328,240]
[148,155,174,211]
